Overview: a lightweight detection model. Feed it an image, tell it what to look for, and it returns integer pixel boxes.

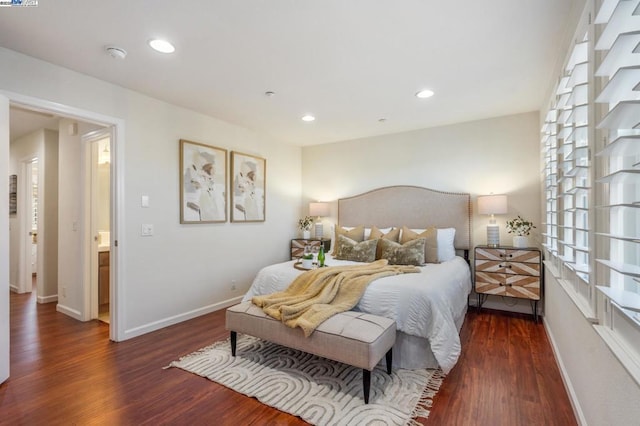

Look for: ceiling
[1,0,582,146]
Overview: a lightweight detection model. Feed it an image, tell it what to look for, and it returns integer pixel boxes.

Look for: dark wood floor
[1,291,576,425]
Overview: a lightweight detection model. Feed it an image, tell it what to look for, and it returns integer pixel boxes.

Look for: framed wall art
[179,139,227,224]
[230,151,266,222]
[9,174,17,215]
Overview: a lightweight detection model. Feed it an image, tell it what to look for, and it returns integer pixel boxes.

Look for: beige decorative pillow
[400,226,438,263]
[368,226,400,242]
[333,235,378,263]
[332,225,365,255]
[368,226,400,259]
[379,238,426,266]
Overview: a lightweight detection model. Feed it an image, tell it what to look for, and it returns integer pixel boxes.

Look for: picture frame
[230,151,266,222]
[179,139,227,224]
[9,174,17,215]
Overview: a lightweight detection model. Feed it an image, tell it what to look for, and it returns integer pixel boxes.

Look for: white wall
[41,129,59,301]
[0,47,302,339]
[545,269,640,425]
[9,129,42,291]
[301,112,542,313]
[57,119,103,317]
[9,129,59,300]
[1,95,10,384]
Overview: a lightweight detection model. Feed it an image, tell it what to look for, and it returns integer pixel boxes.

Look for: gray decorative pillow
[333,235,378,263]
[379,238,426,266]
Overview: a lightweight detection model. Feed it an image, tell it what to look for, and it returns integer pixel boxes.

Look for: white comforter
[242,255,472,373]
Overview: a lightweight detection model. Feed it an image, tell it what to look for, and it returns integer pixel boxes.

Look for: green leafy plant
[302,253,313,260]
[298,216,314,231]
[506,215,536,236]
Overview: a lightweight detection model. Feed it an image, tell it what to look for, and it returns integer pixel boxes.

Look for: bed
[243,186,473,373]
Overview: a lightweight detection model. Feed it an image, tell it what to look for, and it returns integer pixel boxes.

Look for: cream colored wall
[1,96,9,384]
[9,130,43,291]
[302,111,541,246]
[545,270,640,425]
[56,119,99,316]
[0,47,301,338]
[41,129,59,300]
[8,129,58,300]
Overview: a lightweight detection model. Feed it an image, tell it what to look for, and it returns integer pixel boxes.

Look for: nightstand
[474,245,542,321]
[290,238,331,260]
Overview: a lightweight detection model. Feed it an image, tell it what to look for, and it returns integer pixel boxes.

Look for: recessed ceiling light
[415,89,435,99]
[149,39,175,53]
[301,115,315,122]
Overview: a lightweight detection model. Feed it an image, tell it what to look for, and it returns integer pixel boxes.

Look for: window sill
[544,260,598,323]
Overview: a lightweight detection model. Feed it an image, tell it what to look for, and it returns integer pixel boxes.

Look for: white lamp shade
[309,202,330,217]
[477,195,508,215]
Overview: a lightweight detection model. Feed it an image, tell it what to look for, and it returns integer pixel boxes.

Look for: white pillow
[401,227,456,262]
[437,228,456,262]
[363,227,392,239]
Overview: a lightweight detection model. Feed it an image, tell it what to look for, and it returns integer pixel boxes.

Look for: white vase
[302,230,311,239]
[301,258,313,269]
[513,236,529,248]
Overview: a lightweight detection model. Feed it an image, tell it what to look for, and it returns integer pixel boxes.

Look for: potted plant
[298,216,314,239]
[301,253,314,269]
[506,215,536,248]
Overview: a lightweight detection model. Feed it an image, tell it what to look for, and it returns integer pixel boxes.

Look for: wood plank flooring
[1,291,576,425]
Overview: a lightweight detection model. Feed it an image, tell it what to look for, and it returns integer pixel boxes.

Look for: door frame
[1,89,126,342]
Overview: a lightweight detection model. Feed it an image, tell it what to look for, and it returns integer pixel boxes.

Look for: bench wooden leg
[363,369,371,404]
[230,331,237,357]
[385,348,392,374]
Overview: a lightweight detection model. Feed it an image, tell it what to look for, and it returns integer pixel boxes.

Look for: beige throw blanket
[252,259,420,337]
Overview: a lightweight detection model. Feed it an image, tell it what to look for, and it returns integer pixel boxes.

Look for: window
[542,0,640,385]
[541,16,593,316]
[593,0,640,334]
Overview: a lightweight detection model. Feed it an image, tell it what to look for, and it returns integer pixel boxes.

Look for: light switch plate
[141,195,149,208]
[141,224,154,236]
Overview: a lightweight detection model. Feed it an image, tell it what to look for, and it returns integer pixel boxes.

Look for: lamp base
[315,222,323,239]
[486,224,500,247]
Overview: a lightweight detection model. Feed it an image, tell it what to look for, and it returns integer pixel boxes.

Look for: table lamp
[477,195,508,247]
[309,202,330,239]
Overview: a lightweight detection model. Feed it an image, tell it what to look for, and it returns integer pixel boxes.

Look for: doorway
[27,158,38,294]
[1,91,125,343]
[84,131,111,324]
[17,156,40,295]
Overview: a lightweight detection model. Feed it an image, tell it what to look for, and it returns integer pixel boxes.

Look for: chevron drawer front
[474,246,543,320]
[291,239,321,260]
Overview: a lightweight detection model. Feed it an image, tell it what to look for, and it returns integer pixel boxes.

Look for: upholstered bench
[225,301,396,404]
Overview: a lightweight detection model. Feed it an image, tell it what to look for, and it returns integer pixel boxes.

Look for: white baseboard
[122,296,244,340]
[37,294,58,304]
[543,318,587,426]
[56,303,83,321]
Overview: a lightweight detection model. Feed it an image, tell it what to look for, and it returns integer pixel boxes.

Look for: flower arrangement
[506,215,536,236]
[298,216,314,231]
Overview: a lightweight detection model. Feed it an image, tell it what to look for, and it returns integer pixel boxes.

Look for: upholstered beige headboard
[338,185,472,250]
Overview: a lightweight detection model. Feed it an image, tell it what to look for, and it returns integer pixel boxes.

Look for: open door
[1,94,10,384]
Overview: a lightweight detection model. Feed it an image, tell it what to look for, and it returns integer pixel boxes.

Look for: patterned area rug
[167,335,445,425]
